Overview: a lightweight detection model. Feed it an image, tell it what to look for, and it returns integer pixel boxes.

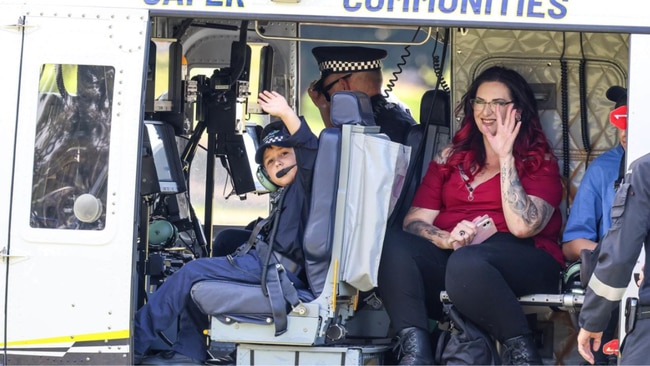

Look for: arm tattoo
[404,207,445,241]
[404,220,444,240]
[501,163,553,232]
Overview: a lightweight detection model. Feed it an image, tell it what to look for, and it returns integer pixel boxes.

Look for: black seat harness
[227,190,304,335]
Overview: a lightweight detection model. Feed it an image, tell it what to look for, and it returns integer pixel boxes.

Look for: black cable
[578,33,591,168]
[433,54,450,93]
[387,28,450,228]
[424,28,449,125]
[560,32,571,215]
[383,45,411,98]
[55,64,69,100]
[383,27,420,98]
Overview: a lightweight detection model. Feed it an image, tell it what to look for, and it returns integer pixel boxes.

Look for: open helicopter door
[0,4,149,364]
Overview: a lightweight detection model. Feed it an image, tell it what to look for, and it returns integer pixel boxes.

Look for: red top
[412,159,564,266]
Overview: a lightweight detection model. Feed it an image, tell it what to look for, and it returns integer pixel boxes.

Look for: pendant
[460,169,475,201]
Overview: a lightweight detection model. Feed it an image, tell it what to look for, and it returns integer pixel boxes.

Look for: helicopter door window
[30,63,114,230]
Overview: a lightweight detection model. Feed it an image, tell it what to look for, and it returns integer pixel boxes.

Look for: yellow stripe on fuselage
[0,330,129,347]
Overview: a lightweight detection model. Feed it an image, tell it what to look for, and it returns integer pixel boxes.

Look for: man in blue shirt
[562,85,627,365]
[562,86,627,261]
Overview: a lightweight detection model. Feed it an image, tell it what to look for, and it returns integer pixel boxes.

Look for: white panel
[14,0,650,33]
[8,0,650,33]
[627,34,650,163]
[5,5,149,361]
[236,344,370,366]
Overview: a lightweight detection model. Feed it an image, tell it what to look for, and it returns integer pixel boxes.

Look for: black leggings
[378,228,451,332]
[445,232,561,341]
[379,230,561,341]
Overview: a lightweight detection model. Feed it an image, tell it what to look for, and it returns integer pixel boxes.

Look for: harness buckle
[291,301,308,316]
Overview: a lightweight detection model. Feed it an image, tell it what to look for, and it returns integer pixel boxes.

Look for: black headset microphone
[275,164,297,178]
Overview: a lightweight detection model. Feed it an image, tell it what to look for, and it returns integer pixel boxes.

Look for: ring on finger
[459,230,466,237]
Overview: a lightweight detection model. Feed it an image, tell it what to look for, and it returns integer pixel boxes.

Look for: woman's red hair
[440,66,556,182]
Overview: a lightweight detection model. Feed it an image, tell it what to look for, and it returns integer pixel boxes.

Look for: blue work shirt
[563,144,625,243]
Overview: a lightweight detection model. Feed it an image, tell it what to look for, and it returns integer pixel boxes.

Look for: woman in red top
[379,66,563,365]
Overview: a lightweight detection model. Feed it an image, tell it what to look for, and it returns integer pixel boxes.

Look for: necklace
[459,168,474,201]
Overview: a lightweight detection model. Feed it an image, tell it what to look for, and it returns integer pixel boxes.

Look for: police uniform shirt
[371,94,416,143]
[579,152,650,332]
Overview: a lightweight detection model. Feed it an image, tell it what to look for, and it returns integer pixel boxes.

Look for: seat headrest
[420,89,450,127]
[330,91,376,128]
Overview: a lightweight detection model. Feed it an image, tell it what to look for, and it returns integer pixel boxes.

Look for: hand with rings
[448,221,477,250]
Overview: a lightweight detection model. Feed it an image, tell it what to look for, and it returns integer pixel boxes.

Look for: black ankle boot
[395,327,433,365]
[501,335,543,365]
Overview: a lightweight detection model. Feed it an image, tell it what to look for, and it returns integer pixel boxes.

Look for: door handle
[0,247,27,262]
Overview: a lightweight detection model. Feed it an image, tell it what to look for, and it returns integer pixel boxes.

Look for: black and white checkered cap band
[319,59,382,73]
[262,131,286,145]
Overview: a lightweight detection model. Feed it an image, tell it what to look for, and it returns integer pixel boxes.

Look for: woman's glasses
[470,98,513,111]
[320,73,353,102]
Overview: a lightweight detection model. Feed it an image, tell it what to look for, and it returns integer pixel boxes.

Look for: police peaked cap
[312,46,387,92]
[255,121,292,165]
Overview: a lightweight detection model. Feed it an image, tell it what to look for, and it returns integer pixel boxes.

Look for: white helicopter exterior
[1,0,649,364]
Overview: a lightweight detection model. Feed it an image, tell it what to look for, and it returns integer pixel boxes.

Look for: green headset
[256,165,279,192]
[148,219,178,249]
[256,121,294,193]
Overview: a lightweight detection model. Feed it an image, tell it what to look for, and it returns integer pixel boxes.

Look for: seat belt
[230,216,272,259]
[256,190,304,335]
[255,239,302,336]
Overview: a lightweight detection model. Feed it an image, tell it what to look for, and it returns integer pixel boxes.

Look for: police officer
[308,46,416,143]
[578,150,650,365]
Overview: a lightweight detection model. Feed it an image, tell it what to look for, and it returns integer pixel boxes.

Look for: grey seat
[191,91,386,346]
[388,89,451,229]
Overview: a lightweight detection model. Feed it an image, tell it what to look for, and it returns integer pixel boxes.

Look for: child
[134,91,318,365]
